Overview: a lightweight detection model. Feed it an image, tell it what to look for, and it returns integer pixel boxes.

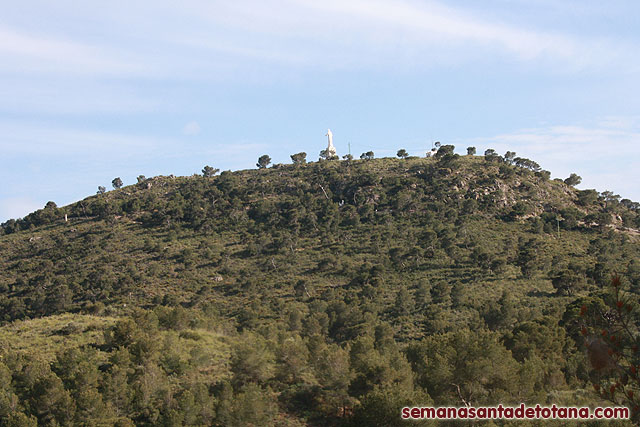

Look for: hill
[1,151,639,425]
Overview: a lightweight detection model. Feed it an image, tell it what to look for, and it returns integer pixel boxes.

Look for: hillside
[1,151,639,425]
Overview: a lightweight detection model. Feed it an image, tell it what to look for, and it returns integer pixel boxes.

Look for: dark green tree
[312,342,353,416]
[231,333,275,386]
[256,155,271,169]
[484,149,500,162]
[514,157,541,171]
[434,145,458,166]
[112,177,123,189]
[434,145,455,159]
[275,334,311,384]
[551,269,583,295]
[580,275,640,422]
[226,384,277,427]
[414,280,432,308]
[406,329,520,405]
[350,384,432,427]
[431,281,452,305]
[319,149,338,161]
[202,165,220,177]
[578,190,598,207]
[394,286,412,316]
[290,152,307,165]
[504,151,516,164]
[396,149,408,159]
[564,173,582,186]
[516,238,543,278]
[485,291,517,329]
[467,146,476,155]
[537,170,551,180]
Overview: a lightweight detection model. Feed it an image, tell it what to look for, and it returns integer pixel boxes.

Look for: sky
[1,0,640,221]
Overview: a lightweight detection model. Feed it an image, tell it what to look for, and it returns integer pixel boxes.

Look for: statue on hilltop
[320,129,338,160]
[325,129,337,157]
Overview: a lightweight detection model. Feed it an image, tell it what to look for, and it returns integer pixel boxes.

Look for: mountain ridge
[1,151,639,425]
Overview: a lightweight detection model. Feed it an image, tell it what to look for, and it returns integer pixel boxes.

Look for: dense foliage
[1,150,639,425]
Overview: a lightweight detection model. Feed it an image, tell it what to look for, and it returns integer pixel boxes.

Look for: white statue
[325,129,337,157]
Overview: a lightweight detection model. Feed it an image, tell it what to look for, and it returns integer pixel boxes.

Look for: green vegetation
[1,147,639,425]
[202,166,220,178]
[112,177,123,190]
[579,275,640,423]
[257,154,272,169]
[565,173,583,186]
[290,152,307,165]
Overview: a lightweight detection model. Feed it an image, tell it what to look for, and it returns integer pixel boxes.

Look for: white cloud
[183,121,201,135]
[168,0,636,72]
[0,25,143,76]
[1,0,631,83]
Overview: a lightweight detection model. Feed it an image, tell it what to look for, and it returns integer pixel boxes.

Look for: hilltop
[0,150,639,425]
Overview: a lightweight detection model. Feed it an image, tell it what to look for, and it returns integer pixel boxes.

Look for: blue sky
[2,0,640,220]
